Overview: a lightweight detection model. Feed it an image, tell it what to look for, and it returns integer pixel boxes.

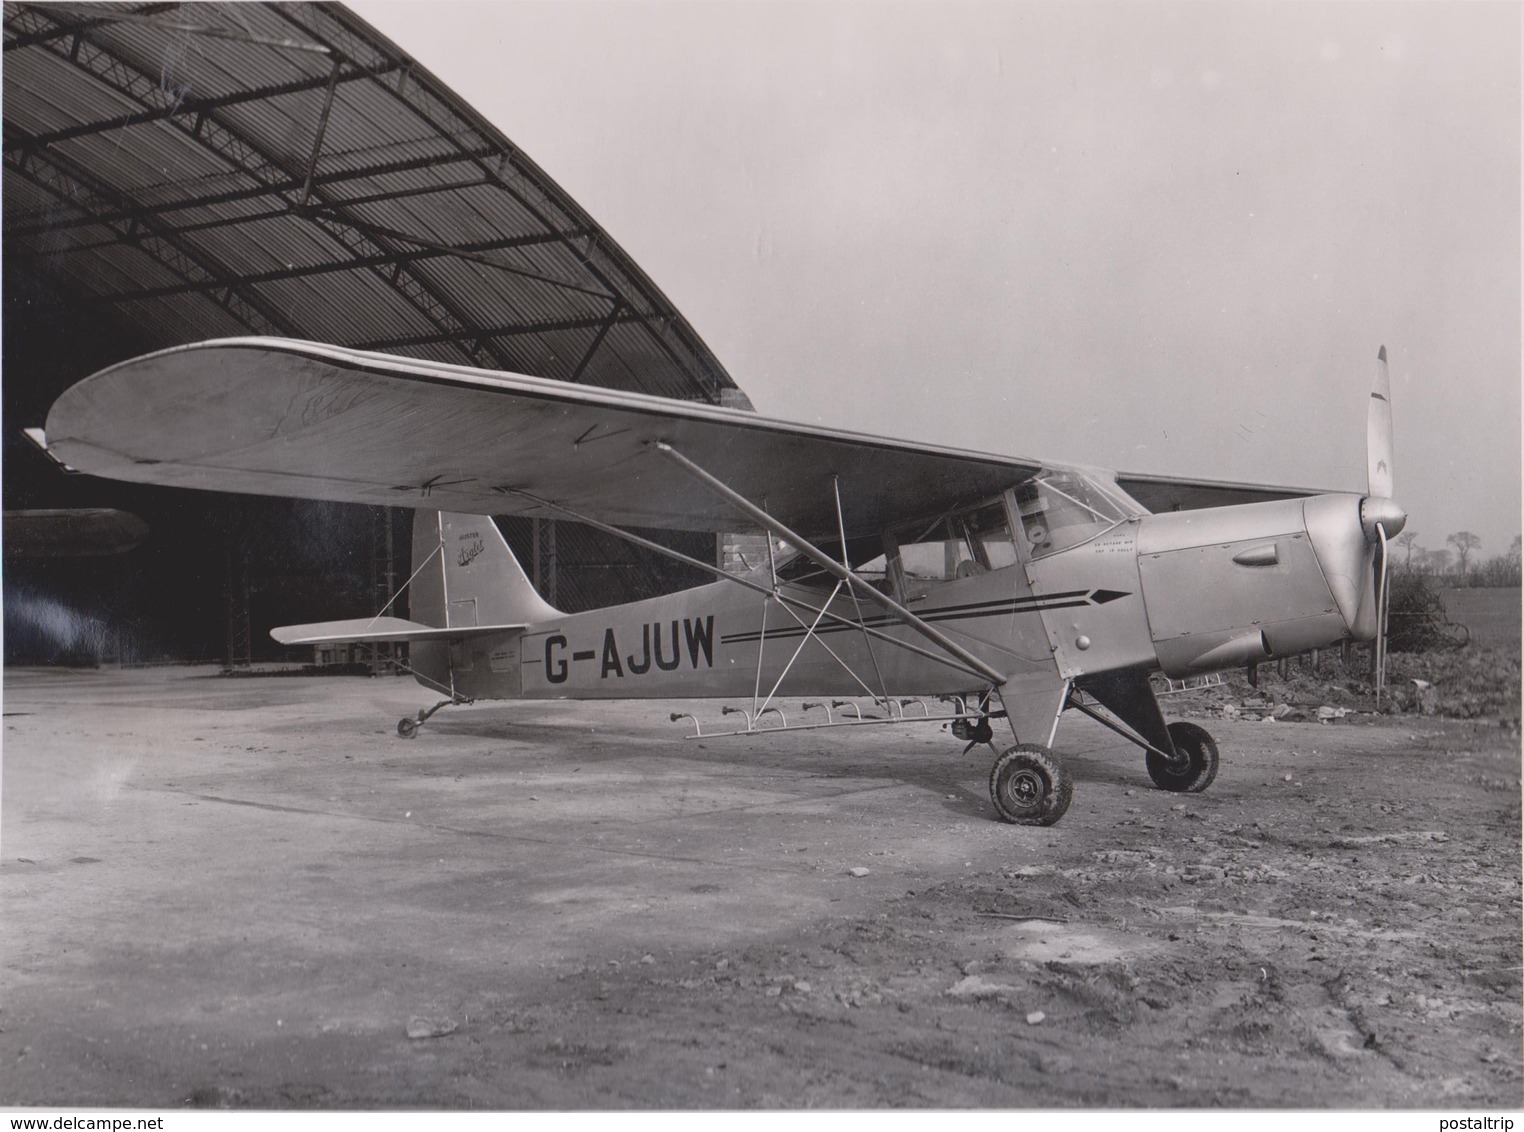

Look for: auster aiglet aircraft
[40,338,1405,826]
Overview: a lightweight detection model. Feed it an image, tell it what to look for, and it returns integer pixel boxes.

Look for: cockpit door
[1014,471,1156,679]
[876,494,1057,693]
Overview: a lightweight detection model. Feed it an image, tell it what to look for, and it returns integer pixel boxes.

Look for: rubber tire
[397,717,419,739]
[989,744,1073,826]
[1145,721,1219,793]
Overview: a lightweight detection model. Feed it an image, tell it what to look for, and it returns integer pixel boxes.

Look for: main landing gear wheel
[397,717,419,739]
[1145,721,1219,793]
[989,744,1073,826]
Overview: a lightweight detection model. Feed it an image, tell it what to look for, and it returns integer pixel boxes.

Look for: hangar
[3,0,753,666]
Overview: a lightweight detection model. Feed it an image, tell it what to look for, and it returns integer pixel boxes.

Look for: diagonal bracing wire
[490,485,991,682]
[832,474,891,706]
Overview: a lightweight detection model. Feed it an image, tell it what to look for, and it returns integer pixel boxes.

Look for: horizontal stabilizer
[271,616,527,646]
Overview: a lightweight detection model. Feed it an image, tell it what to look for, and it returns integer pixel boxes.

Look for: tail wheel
[397,717,419,739]
[989,744,1073,826]
[1145,721,1219,793]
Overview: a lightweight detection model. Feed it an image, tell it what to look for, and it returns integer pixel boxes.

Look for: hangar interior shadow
[3,1,744,668]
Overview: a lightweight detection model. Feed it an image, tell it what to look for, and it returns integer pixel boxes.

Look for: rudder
[409,512,560,629]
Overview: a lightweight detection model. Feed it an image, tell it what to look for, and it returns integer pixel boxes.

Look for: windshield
[1015,468,1143,558]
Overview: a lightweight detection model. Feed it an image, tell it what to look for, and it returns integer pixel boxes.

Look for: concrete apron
[1,667,1067,1084]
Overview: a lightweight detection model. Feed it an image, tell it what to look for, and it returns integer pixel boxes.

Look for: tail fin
[410,512,560,628]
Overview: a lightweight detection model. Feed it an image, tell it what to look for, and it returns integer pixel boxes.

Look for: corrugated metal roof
[3,0,747,406]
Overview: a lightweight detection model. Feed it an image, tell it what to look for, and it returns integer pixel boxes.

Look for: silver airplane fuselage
[411,481,1383,724]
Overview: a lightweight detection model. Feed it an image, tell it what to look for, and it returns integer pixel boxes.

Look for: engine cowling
[1137,496,1361,677]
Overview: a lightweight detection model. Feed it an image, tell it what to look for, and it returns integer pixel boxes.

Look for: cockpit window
[775,533,888,588]
[1015,469,1141,558]
[887,499,1016,600]
[768,469,1142,592]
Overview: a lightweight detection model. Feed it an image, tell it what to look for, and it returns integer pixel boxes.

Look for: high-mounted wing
[1114,473,1325,513]
[46,338,1041,538]
[45,338,1335,535]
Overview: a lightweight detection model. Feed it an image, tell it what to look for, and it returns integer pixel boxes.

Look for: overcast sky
[356,0,1520,557]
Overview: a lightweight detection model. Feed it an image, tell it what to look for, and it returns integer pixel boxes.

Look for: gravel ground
[2,666,1518,1108]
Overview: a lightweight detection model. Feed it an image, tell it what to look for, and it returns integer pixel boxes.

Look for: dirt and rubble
[1164,644,1521,728]
[2,666,1519,1109]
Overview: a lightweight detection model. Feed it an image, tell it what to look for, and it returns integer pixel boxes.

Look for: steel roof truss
[7,62,399,152]
[5,2,741,403]
[569,302,624,384]
[13,200,323,258]
[3,2,179,53]
[11,3,332,54]
[338,216,614,302]
[24,7,516,370]
[5,149,498,239]
[297,59,342,207]
[358,309,653,352]
[273,5,714,394]
[5,142,296,337]
[40,228,595,305]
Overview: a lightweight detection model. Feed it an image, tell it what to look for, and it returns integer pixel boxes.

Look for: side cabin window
[885,499,1016,602]
[774,533,889,590]
[1014,470,1135,558]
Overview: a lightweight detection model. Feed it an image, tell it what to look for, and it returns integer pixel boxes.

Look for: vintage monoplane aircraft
[40,337,1404,825]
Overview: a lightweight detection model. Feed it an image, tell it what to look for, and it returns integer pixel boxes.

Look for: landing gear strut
[396,695,473,738]
[1145,720,1219,792]
[1067,678,1222,796]
[989,744,1073,826]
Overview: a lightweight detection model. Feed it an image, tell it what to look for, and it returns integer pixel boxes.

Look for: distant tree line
[1395,530,1521,587]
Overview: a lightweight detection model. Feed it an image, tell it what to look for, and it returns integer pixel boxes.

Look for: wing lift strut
[493,440,1011,743]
